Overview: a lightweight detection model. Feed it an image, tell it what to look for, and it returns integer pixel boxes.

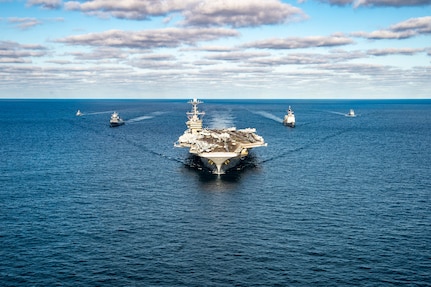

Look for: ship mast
[186,98,205,134]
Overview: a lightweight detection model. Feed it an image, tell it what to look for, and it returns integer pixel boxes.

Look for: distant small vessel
[346,109,356,117]
[283,106,295,127]
[110,112,125,127]
[76,110,83,116]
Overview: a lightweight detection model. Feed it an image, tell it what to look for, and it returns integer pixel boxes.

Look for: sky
[0,0,430,99]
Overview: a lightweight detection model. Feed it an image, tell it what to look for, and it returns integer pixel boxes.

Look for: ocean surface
[1,99,430,286]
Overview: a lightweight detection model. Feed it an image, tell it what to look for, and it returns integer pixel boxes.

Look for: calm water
[1,99,430,286]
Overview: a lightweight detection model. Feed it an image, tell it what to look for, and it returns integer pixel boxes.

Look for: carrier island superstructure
[175,99,267,175]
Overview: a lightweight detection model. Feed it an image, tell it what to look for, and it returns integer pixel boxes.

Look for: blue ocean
[1,99,430,286]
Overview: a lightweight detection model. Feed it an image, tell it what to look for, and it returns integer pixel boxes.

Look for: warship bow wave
[175,99,267,175]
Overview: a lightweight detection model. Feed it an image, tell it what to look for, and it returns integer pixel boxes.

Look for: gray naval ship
[175,99,267,175]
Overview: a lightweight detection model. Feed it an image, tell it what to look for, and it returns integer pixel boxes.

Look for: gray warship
[109,111,125,127]
[175,99,267,175]
[283,106,295,127]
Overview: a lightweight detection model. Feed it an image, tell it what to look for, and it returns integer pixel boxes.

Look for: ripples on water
[0,99,430,286]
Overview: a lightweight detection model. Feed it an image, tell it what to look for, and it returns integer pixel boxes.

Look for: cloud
[310,0,431,7]
[55,28,239,49]
[352,16,431,39]
[68,47,130,61]
[353,0,431,7]
[351,30,415,39]
[390,16,431,33]
[314,63,398,81]
[248,55,330,66]
[27,0,62,9]
[186,45,238,52]
[64,0,306,28]
[128,54,182,70]
[0,41,47,63]
[7,17,42,30]
[0,58,30,64]
[0,64,136,90]
[181,0,307,27]
[367,47,425,56]
[0,41,46,51]
[64,0,196,20]
[45,59,73,65]
[242,49,367,67]
[242,34,353,49]
[205,51,271,62]
[6,17,64,30]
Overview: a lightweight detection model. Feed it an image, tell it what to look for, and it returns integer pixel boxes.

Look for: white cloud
[63,0,306,28]
[55,28,239,49]
[353,0,431,7]
[367,48,425,56]
[64,0,198,20]
[205,51,271,62]
[0,41,48,63]
[390,16,431,33]
[181,0,306,27]
[7,17,42,30]
[242,35,353,49]
[27,0,62,9]
[352,16,431,39]
[310,0,431,7]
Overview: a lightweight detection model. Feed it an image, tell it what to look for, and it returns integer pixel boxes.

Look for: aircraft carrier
[175,99,267,175]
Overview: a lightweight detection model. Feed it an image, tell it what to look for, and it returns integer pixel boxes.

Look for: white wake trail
[207,111,235,129]
[327,111,347,116]
[127,115,154,123]
[253,111,283,123]
[84,110,114,115]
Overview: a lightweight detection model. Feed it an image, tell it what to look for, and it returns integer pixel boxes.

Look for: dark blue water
[1,99,430,286]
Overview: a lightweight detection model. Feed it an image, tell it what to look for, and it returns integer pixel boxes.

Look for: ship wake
[327,111,348,116]
[77,110,114,116]
[127,111,168,123]
[252,111,283,123]
[127,115,153,123]
[207,110,235,129]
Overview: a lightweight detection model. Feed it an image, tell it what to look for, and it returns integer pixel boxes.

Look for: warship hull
[198,152,242,174]
[110,121,124,127]
[176,128,266,175]
[283,120,295,128]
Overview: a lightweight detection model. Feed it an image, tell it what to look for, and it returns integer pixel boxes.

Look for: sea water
[1,99,430,286]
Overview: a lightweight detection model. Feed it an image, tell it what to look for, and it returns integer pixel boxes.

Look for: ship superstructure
[110,111,125,127]
[283,106,295,127]
[175,99,267,175]
[346,109,356,117]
